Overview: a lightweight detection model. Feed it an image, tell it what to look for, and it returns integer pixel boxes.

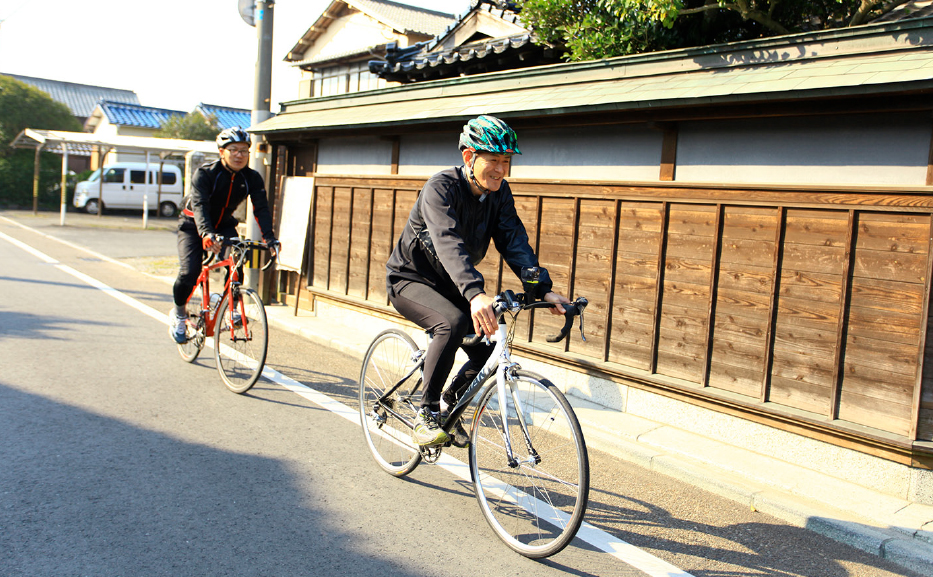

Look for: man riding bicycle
[169,127,279,343]
[386,115,570,447]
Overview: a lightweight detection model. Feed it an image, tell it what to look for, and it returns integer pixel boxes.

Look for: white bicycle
[358,270,590,558]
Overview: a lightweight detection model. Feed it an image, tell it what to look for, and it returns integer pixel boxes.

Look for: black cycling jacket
[386,166,552,302]
[182,159,275,241]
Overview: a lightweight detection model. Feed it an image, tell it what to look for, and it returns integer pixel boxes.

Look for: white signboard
[275,176,314,273]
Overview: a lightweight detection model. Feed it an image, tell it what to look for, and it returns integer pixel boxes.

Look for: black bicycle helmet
[458,115,520,155]
[216,127,251,149]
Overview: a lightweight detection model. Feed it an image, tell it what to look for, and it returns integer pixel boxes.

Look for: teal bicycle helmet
[458,115,521,155]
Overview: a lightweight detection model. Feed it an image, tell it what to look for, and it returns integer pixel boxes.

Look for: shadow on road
[579,473,925,577]
[0,383,427,577]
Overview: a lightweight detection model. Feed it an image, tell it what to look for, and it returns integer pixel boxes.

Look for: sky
[0,0,472,114]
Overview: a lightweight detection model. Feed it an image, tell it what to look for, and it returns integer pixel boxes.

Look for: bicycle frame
[184,241,257,340]
[376,313,545,464]
[445,322,530,466]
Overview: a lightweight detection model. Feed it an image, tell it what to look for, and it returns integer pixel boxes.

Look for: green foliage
[0,76,82,209]
[518,0,889,62]
[155,112,218,141]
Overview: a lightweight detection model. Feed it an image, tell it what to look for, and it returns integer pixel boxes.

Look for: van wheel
[159,201,177,218]
[84,199,103,214]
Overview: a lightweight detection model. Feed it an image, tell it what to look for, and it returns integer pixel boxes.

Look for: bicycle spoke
[470,372,589,558]
[214,288,268,394]
[358,330,422,477]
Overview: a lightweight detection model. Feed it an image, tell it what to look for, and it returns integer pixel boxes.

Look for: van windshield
[84,169,101,183]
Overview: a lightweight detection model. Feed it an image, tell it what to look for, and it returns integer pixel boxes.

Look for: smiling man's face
[463,150,511,195]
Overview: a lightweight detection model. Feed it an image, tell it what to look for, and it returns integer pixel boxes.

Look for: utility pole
[240,0,274,290]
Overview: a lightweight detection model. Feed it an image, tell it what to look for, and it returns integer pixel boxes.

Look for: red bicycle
[176,236,276,393]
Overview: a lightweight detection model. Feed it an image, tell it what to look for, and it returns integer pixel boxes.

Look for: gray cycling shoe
[169,309,187,344]
[412,407,450,447]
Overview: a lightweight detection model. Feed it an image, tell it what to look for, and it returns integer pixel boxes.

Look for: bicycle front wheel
[213,288,268,394]
[358,329,422,476]
[470,370,589,558]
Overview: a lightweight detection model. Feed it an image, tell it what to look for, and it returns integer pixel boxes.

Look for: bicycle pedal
[419,445,443,463]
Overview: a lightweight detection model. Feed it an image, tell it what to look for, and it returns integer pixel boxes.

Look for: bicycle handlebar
[542,297,588,343]
[212,236,279,271]
[460,292,588,345]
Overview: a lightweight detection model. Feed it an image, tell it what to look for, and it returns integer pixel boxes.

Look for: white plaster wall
[316,136,393,175]
[512,124,664,181]
[111,126,158,164]
[304,11,403,62]
[395,124,665,181]
[676,114,932,186]
[397,131,461,176]
[92,117,118,137]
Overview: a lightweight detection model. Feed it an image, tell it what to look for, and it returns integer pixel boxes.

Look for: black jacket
[182,160,275,241]
[386,166,552,302]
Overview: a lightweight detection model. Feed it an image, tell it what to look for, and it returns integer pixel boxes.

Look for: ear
[461,148,473,165]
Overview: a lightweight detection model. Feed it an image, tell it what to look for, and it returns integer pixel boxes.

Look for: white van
[73,162,184,217]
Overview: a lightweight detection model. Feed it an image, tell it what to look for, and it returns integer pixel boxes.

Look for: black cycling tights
[172,219,239,307]
[389,282,494,411]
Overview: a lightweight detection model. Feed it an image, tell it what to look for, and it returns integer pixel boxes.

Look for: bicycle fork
[496,363,541,469]
[224,285,249,341]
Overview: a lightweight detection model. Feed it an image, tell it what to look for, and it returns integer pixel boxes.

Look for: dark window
[130,170,146,184]
[103,168,125,183]
[152,171,177,185]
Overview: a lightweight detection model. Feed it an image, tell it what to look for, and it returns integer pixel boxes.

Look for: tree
[517,0,910,61]
[155,112,218,141]
[0,76,81,209]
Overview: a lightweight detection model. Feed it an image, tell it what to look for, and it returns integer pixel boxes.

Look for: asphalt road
[0,210,922,577]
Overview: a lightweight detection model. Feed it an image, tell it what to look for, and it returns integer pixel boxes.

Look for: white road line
[0,215,137,271]
[0,222,695,577]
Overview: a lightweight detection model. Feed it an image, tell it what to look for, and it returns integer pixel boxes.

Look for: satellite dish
[238,0,256,27]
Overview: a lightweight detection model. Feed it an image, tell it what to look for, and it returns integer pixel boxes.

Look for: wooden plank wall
[303,175,933,445]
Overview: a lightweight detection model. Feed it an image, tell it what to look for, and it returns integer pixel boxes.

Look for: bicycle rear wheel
[213,287,268,394]
[358,329,422,476]
[469,370,589,558]
[177,286,205,362]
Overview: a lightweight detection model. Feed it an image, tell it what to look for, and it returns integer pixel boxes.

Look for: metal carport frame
[9,128,219,225]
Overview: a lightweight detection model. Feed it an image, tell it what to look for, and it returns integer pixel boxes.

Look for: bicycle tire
[469,370,589,558]
[213,288,268,394]
[177,286,205,363]
[358,329,423,476]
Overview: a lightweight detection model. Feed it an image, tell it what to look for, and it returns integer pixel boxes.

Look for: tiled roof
[349,0,455,35]
[290,45,388,68]
[258,19,933,135]
[426,0,523,52]
[286,0,456,62]
[195,103,253,130]
[98,100,186,129]
[370,1,549,82]
[373,33,537,80]
[0,73,138,118]
[871,0,933,22]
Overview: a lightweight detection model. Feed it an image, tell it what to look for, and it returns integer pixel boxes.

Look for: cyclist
[169,127,279,343]
[386,115,570,447]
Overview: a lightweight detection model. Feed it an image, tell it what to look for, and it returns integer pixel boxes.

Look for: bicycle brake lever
[578,311,587,342]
